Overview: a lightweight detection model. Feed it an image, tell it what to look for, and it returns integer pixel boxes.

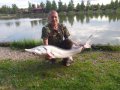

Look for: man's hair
[48,10,59,23]
[48,10,58,16]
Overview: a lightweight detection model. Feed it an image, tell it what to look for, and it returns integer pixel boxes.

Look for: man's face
[49,12,59,26]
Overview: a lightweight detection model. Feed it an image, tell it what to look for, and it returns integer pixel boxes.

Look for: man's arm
[63,25,70,39]
[41,26,50,45]
[43,38,48,45]
[43,38,53,59]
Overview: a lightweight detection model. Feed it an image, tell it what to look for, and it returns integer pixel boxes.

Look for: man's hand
[45,54,53,60]
[45,50,55,60]
[84,40,91,48]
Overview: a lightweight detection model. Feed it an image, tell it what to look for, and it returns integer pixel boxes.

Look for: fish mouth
[25,49,30,52]
[25,49,34,53]
[25,49,37,55]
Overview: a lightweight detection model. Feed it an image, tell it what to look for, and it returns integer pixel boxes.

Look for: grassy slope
[0,51,120,90]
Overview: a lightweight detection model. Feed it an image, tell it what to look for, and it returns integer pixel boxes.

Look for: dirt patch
[0,47,41,61]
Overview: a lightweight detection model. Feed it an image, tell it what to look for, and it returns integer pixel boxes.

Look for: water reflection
[76,14,86,24]
[6,22,13,27]
[1,14,120,27]
[31,20,38,27]
[0,14,120,45]
[15,21,20,27]
[30,19,47,27]
[59,16,67,23]
[67,15,74,26]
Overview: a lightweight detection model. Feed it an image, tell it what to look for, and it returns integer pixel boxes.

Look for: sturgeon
[25,41,91,59]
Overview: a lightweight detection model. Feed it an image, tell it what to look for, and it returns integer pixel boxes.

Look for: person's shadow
[13,59,64,79]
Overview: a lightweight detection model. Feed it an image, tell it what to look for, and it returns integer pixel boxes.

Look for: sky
[0,0,115,8]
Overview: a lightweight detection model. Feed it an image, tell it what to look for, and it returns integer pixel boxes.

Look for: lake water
[0,14,120,45]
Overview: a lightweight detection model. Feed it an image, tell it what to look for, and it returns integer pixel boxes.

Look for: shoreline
[0,46,119,61]
[0,14,16,19]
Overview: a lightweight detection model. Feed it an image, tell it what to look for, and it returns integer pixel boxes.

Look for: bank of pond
[0,39,120,51]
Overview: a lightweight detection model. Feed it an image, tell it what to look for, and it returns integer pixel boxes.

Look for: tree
[86,0,90,11]
[100,3,106,11]
[114,0,119,9]
[58,0,63,12]
[76,3,81,12]
[68,0,74,11]
[92,4,99,11]
[40,2,45,9]
[28,2,32,12]
[51,0,57,10]
[46,0,52,12]
[80,0,85,11]
[0,5,9,14]
[119,0,120,7]
[12,4,18,14]
[110,0,115,9]
[63,3,67,12]
[32,4,36,9]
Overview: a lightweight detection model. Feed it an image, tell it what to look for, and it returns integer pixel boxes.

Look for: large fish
[25,40,91,59]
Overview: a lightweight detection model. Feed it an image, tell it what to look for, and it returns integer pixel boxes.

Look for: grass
[0,39,43,49]
[0,40,120,51]
[8,39,42,50]
[0,51,120,90]
[0,40,120,89]
[10,39,43,49]
[92,44,120,51]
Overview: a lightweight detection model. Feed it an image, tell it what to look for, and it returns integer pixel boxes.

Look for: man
[41,10,73,66]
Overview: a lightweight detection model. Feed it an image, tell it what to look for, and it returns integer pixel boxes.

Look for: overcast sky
[0,0,115,8]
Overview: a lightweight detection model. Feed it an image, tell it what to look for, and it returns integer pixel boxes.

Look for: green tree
[100,3,106,11]
[63,3,67,12]
[80,0,85,11]
[46,0,52,12]
[12,4,18,14]
[68,0,74,11]
[114,0,119,9]
[110,0,115,9]
[76,3,80,12]
[28,2,32,12]
[92,4,99,11]
[51,0,57,10]
[119,0,120,7]
[40,2,45,9]
[58,0,63,12]
[0,5,11,14]
[86,0,90,11]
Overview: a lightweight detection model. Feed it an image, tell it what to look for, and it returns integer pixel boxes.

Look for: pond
[0,14,120,45]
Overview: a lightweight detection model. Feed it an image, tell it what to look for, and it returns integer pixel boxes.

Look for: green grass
[0,51,120,90]
[0,40,120,51]
[92,44,120,51]
[0,39,43,49]
[10,39,43,49]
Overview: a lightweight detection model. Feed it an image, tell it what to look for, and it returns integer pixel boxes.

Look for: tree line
[0,4,18,14]
[0,0,120,14]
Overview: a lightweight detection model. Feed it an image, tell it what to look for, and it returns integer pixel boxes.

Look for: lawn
[0,51,120,90]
